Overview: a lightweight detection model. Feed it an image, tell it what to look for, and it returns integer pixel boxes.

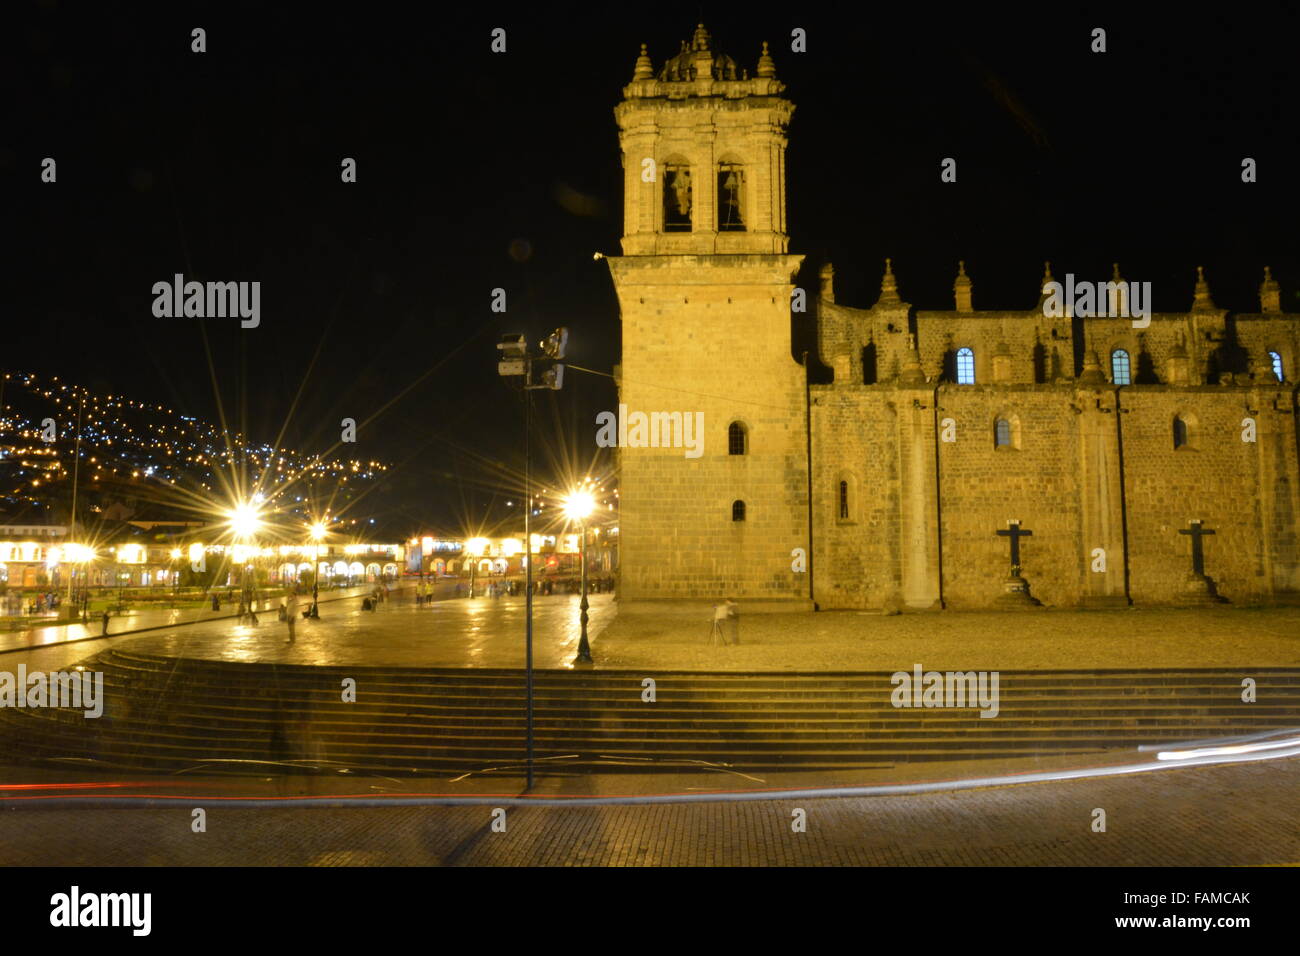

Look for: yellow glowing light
[188,542,205,564]
[117,544,145,564]
[170,548,182,560]
[228,501,264,539]
[466,537,489,557]
[65,543,95,563]
[310,522,327,541]
[563,490,596,522]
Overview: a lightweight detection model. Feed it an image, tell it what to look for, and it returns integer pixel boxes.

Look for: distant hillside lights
[1042,271,1152,328]
[151,274,260,328]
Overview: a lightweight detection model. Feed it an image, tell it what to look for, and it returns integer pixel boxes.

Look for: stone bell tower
[606,24,809,606]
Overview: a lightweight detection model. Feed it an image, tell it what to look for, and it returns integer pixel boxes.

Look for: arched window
[1111,349,1131,385]
[1173,416,1189,449]
[728,421,747,455]
[839,480,849,520]
[1269,350,1285,383]
[995,418,1012,447]
[956,347,975,384]
[731,500,746,521]
[663,163,692,232]
[718,163,746,231]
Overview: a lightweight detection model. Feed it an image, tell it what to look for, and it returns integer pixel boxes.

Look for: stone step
[2,655,1295,774]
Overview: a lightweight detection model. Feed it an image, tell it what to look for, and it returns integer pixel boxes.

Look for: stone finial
[692,23,711,51]
[878,257,902,306]
[757,40,776,78]
[1108,262,1128,316]
[633,43,653,80]
[1260,265,1281,313]
[954,260,972,311]
[1192,265,1217,312]
[819,261,835,303]
[899,333,926,385]
[1079,350,1106,385]
[1037,261,1055,308]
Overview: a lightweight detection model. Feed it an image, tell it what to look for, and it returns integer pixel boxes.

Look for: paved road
[1,756,1295,865]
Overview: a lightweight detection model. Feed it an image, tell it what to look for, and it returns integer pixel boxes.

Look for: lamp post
[563,488,596,664]
[497,326,568,790]
[309,523,326,618]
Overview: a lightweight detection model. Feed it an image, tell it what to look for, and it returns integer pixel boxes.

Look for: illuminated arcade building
[406,531,618,580]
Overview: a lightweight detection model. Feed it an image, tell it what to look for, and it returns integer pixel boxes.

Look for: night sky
[6,2,1298,530]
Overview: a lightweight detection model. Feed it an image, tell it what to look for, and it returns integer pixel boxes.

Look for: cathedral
[604,24,1300,610]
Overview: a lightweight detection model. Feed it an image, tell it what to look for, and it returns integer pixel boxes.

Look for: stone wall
[609,254,810,602]
[812,377,1300,608]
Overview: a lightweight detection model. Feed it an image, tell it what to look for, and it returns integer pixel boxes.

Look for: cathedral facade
[606,25,1300,609]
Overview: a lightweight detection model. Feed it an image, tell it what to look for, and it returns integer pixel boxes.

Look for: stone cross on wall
[1178,520,1215,577]
[996,520,1033,574]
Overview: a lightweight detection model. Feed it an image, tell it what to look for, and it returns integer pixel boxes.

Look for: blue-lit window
[1269,350,1284,383]
[1111,349,1131,385]
[956,348,975,384]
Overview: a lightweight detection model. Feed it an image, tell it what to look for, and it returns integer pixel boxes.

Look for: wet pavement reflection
[116,592,617,668]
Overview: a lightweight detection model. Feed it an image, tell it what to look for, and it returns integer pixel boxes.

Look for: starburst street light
[562,490,596,523]
[563,488,597,665]
[307,520,327,618]
[228,501,264,540]
[466,537,489,598]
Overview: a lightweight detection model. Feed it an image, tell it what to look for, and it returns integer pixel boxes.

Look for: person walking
[724,597,740,645]
[285,589,299,644]
[708,597,740,646]
[709,602,728,646]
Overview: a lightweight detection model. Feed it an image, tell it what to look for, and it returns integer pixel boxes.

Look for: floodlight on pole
[499,325,576,787]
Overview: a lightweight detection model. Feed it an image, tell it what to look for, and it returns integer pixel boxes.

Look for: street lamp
[498,326,569,790]
[309,521,326,617]
[563,489,596,664]
[170,547,181,607]
[466,537,488,598]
